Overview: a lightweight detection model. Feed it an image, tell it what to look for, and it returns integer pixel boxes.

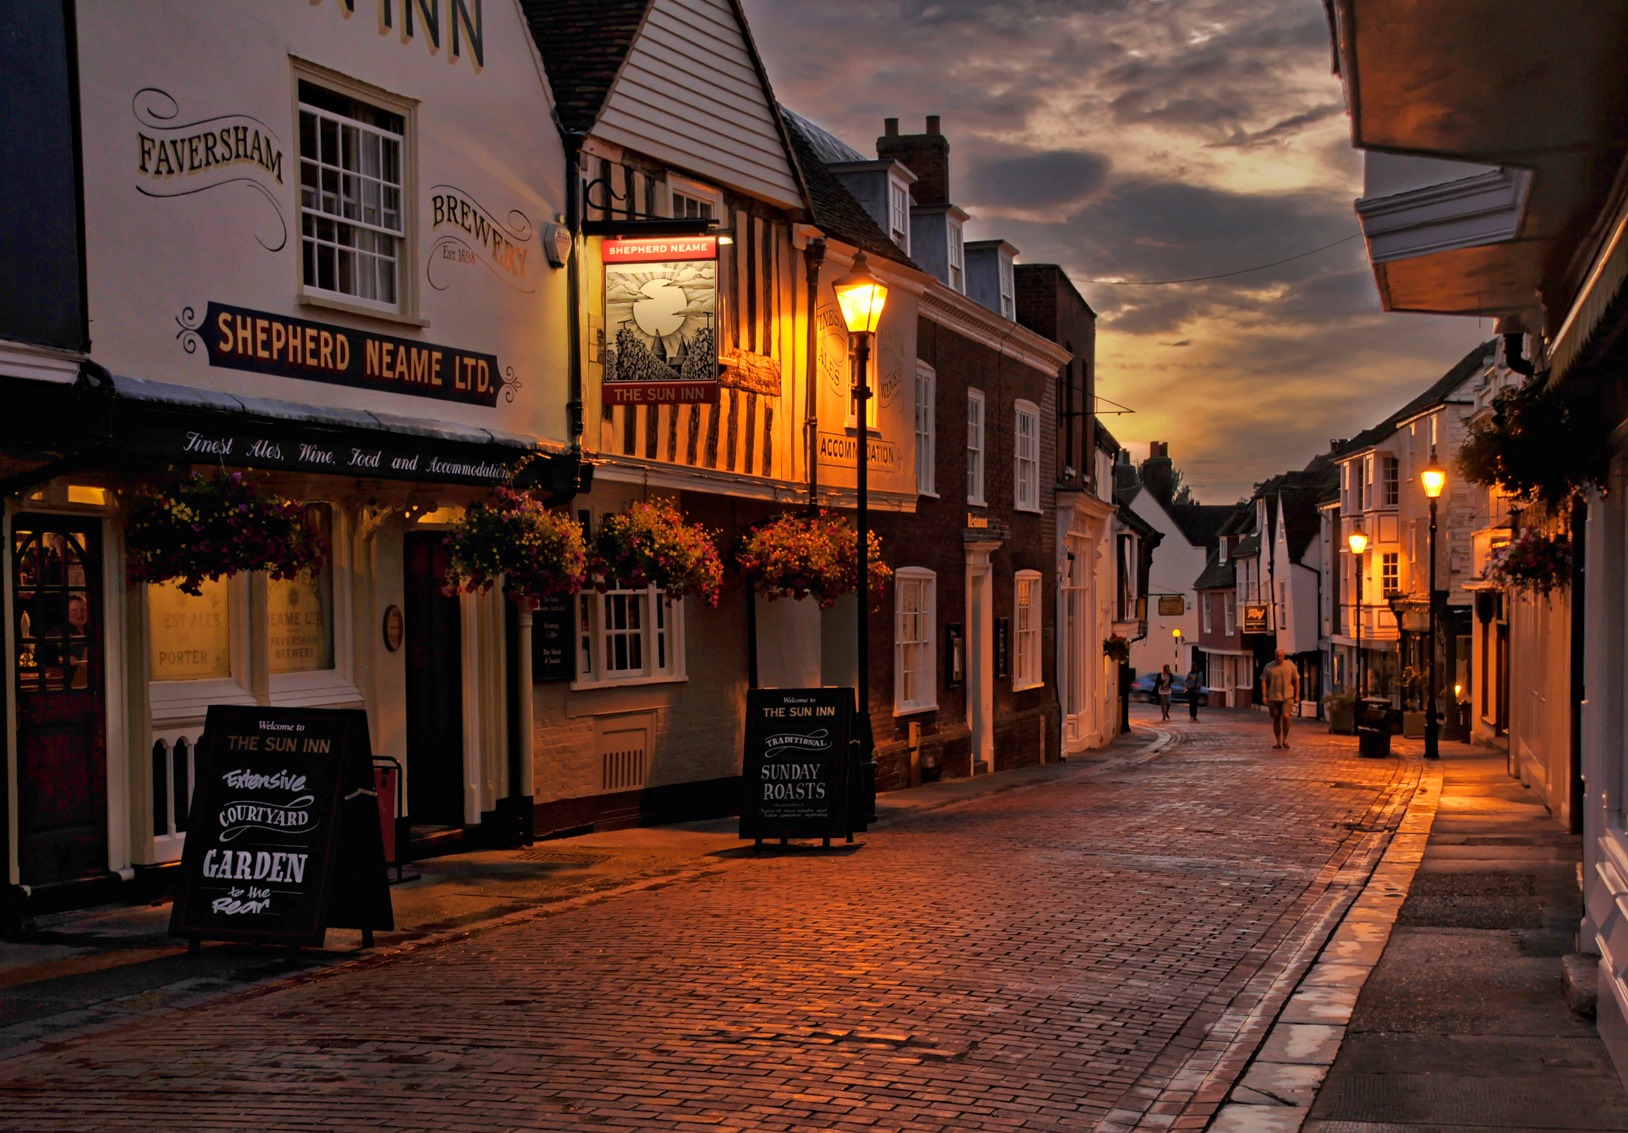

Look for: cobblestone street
[0,707,1423,1132]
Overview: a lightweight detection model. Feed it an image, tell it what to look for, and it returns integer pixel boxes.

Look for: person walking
[1156,664,1174,721]
[1261,648,1301,749]
[1184,665,1202,721]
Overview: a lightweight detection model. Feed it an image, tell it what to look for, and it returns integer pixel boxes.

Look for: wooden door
[404,532,464,827]
[13,515,106,885]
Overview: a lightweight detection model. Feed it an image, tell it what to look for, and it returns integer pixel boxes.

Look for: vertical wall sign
[601,236,719,407]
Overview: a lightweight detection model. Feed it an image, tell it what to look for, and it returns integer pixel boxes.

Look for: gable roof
[1193,550,1236,592]
[520,0,649,138]
[524,0,808,211]
[1333,339,1494,459]
[780,108,921,271]
[1167,503,1232,548]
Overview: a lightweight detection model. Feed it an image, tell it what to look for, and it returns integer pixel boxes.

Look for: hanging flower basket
[1486,527,1572,598]
[1103,634,1131,663]
[733,509,891,609]
[443,487,586,604]
[125,470,327,596]
[1457,377,1610,507]
[591,498,723,606]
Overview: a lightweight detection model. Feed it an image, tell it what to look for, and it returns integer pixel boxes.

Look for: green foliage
[734,509,890,609]
[592,498,723,606]
[126,470,326,596]
[444,487,586,604]
[1457,378,1609,507]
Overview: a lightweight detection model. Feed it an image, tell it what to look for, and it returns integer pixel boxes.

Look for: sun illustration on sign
[605,260,717,383]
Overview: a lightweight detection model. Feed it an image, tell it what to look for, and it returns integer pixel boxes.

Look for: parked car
[1132,672,1210,707]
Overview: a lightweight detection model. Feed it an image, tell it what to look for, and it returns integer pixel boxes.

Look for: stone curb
[1207,757,1444,1132]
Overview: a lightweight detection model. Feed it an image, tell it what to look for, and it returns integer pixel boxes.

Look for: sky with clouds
[741,0,1492,503]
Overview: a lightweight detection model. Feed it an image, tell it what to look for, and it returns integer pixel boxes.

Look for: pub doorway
[11,515,107,888]
[404,531,465,832]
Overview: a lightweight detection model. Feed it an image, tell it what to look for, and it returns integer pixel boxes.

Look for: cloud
[743,0,1495,502]
[962,150,1112,212]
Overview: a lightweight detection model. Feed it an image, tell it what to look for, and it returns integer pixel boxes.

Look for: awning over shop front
[0,365,581,496]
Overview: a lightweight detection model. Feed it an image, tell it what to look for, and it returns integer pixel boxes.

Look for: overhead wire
[1081,232,1362,285]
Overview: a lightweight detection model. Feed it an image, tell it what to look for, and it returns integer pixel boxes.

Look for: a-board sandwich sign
[739,687,852,842]
[169,705,392,947]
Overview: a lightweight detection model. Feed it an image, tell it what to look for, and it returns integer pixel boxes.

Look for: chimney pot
[926,114,941,134]
[884,117,899,136]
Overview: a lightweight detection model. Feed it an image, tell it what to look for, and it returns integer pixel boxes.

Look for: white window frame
[947,215,965,293]
[888,174,911,254]
[668,174,722,221]
[1013,570,1042,691]
[1224,593,1236,635]
[1381,551,1400,596]
[915,361,936,496]
[999,255,1015,319]
[894,568,937,714]
[1202,594,1213,634]
[573,585,687,689]
[1381,454,1399,506]
[1014,399,1040,512]
[295,69,414,320]
[967,388,986,506]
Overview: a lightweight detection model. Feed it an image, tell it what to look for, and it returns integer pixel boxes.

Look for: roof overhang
[1331,0,1628,364]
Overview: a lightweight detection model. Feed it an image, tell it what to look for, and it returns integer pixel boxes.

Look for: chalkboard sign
[169,705,393,947]
[739,688,851,841]
[532,595,574,682]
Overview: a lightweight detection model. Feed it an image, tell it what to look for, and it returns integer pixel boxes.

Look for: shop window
[894,568,936,713]
[149,577,231,681]
[1013,571,1041,690]
[297,76,409,313]
[268,505,335,674]
[576,586,685,686]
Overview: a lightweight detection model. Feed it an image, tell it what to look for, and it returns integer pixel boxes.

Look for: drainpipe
[802,236,826,507]
[563,132,587,471]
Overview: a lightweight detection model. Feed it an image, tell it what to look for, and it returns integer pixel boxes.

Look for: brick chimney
[876,115,949,207]
[1140,441,1175,506]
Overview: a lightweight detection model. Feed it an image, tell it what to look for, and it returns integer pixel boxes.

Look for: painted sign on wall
[602,236,719,407]
[181,300,508,406]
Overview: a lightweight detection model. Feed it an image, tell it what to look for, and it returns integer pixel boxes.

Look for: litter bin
[1356,696,1392,758]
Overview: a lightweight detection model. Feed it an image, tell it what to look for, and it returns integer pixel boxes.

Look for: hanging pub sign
[740,687,851,843]
[1243,603,1270,633]
[601,236,720,407]
[1157,595,1185,617]
[169,705,392,948]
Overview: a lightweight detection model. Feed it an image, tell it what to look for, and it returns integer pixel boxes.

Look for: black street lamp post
[1422,462,1446,760]
[1348,527,1368,694]
[833,251,888,827]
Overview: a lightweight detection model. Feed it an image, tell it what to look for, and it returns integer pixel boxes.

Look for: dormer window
[999,256,1014,319]
[888,174,911,254]
[1218,541,1228,564]
[947,215,964,293]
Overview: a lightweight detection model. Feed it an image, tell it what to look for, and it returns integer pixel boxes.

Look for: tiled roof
[1333,339,1494,459]
[1168,503,1233,547]
[1192,551,1236,592]
[520,0,652,138]
[780,108,921,270]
